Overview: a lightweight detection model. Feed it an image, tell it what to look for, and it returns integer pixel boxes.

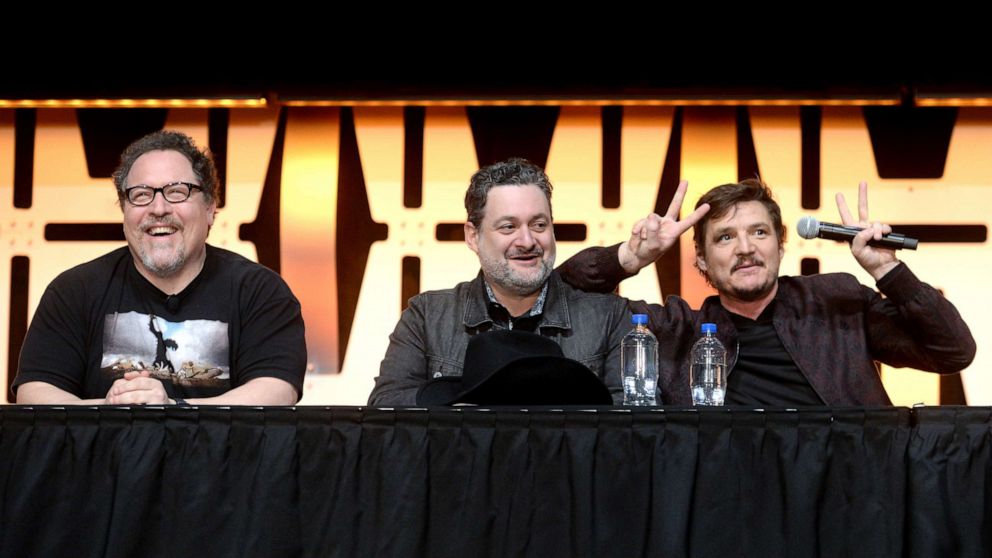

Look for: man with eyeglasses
[13,131,305,405]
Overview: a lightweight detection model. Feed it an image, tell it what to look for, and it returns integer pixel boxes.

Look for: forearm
[872,264,976,372]
[369,301,432,406]
[15,381,105,405]
[557,243,634,294]
[184,377,298,406]
[603,348,624,405]
[367,382,418,406]
[866,259,901,282]
[617,239,655,275]
[368,352,426,406]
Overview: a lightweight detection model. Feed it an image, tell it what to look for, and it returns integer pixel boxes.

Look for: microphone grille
[796,216,819,240]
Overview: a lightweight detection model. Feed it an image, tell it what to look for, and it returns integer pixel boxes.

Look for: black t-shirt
[13,245,306,400]
[724,303,825,406]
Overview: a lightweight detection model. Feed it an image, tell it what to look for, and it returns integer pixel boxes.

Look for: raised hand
[835,181,900,280]
[619,180,711,273]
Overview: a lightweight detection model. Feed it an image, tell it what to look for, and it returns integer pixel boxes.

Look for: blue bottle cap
[701,323,717,334]
[632,314,648,325]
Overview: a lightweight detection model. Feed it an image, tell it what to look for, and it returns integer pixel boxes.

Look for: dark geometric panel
[77,109,168,178]
[939,374,968,405]
[467,106,560,168]
[602,106,622,209]
[8,256,29,402]
[555,223,587,242]
[401,257,420,311]
[337,107,389,369]
[864,106,957,179]
[436,223,466,242]
[437,223,586,243]
[655,107,684,298]
[239,108,287,271]
[404,107,424,208]
[800,107,821,210]
[44,224,124,241]
[889,224,986,243]
[800,257,820,276]
[207,109,229,208]
[13,109,35,208]
[736,107,760,181]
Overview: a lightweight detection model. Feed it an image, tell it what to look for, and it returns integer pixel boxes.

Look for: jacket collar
[462,271,571,331]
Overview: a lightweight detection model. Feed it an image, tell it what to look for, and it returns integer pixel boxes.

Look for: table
[0,406,988,558]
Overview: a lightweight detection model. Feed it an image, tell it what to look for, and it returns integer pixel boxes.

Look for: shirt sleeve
[557,243,635,294]
[12,274,92,398]
[368,296,430,406]
[234,268,308,400]
[867,262,976,373]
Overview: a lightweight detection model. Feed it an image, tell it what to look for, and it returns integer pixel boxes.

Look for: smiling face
[122,150,216,287]
[696,200,783,304]
[465,184,556,297]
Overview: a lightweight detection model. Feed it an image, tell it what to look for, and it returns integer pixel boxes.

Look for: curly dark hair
[112,130,219,208]
[465,158,553,227]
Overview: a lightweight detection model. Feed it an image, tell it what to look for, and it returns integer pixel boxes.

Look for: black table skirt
[0,406,989,558]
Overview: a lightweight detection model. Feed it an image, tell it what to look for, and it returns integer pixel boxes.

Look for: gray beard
[136,245,186,278]
[495,260,553,295]
[481,255,555,296]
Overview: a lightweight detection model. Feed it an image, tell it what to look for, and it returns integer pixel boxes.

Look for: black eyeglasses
[124,182,204,206]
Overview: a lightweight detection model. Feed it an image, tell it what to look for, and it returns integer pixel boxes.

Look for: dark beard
[727,277,777,302]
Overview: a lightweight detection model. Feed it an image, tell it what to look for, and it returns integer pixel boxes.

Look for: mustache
[507,248,544,259]
[139,217,183,232]
[732,256,764,272]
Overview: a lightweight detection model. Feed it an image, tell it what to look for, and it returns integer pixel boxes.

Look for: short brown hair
[693,178,786,248]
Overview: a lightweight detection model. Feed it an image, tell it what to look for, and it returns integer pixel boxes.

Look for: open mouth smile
[508,252,542,264]
[141,220,181,238]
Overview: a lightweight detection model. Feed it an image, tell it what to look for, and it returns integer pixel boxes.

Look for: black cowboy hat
[415,329,613,406]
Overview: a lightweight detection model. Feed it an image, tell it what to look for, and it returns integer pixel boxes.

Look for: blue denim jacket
[369,270,632,405]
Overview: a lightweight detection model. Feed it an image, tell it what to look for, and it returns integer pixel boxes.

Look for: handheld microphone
[796,216,918,250]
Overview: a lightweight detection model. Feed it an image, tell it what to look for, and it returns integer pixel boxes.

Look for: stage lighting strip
[0,99,268,109]
[278,97,902,107]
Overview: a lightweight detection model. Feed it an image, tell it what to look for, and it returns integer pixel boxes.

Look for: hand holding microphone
[796,216,918,250]
[821,182,907,280]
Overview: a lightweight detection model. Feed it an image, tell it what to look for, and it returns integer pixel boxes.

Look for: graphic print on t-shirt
[100,311,230,388]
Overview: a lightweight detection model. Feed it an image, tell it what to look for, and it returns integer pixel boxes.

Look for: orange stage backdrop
[0,105,987,405]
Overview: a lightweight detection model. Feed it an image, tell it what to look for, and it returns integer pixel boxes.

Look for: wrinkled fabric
[0,406,988,558]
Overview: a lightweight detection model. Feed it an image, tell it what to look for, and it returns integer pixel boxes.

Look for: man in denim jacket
[368,159,631,406]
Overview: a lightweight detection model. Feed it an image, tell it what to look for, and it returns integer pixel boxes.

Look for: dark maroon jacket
[559,245,976,405]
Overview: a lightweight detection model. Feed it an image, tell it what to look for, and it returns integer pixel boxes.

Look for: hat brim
[416,376,464,406]
[416,356,613,406]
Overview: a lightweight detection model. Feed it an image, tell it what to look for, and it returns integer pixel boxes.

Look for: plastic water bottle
[690,323,726,405]
[621,314,658,406]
